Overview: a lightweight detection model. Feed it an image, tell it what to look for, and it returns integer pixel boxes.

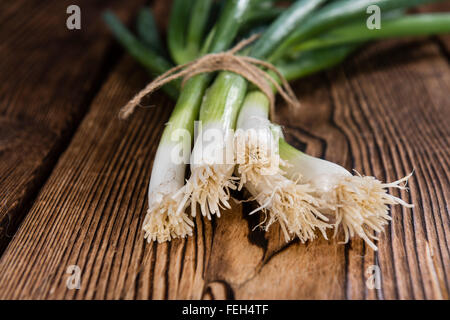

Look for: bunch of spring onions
[104,0,450,250]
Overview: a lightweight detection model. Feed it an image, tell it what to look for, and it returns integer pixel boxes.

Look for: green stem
[278,137,304,161]
[270,0,444,61]
[277,44,359,81]
[162,0,253,140]
[202,0,327,133]
[250,0,327,59]
[292,13,450,52]
[139,43,360,100]
[186,0,213,57]
[103,11,179,99]
[136,7,165,55]
[199,72,248,129]
[160,76,210,143]
[208,0,252,54]
[168,0,195,64]
[240,4,286,32]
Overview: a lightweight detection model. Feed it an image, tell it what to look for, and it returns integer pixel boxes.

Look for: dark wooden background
[0,0,448,299]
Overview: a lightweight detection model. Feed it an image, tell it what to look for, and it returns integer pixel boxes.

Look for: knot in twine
[120,34,300,120]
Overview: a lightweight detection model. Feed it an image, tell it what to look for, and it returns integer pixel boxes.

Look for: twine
[119,34,300,120]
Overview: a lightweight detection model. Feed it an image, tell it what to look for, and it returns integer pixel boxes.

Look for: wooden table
[0,0,448,300]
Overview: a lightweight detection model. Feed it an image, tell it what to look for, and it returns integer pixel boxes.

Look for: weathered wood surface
[0,0,146,253]
[0,1,448,299]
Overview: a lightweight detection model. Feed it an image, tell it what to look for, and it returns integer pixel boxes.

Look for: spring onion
[136,7,166,56]
[278,137,413,250]
[184,0,447,246]
[235,91,331,241]
[142,0,253,242]
[177,0,328,220]
[291,13,450,53]
[269,0,445,61]
[103,11,180,99]
[176,71,247,219]
[105,0,449,248]
[168,0,196,64]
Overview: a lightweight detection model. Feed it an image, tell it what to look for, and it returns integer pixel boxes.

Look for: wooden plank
[0,4,449,300]
[0,0,146,252]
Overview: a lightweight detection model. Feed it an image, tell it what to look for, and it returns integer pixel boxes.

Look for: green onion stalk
[178,0,330,222]
[234,48,415,248]
[175,71,248,220]
[104,0,293,242]
[106,0,253,242]
[233,8,450,249]
[268,0,446,62]
[201,1,449,247]
[105,0,450,247]
[278,136,414,250]
[136,7,166,56]
[289,13,450,54]
[103,11,179,99]
[232,44,359,243]
[178,0,442,228]
[235,90,332,242]
[236,78,412,250]
[143,0,255,242]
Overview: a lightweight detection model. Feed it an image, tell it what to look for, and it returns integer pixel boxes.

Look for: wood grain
[0,0,146,253]
[0,1,448,300]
